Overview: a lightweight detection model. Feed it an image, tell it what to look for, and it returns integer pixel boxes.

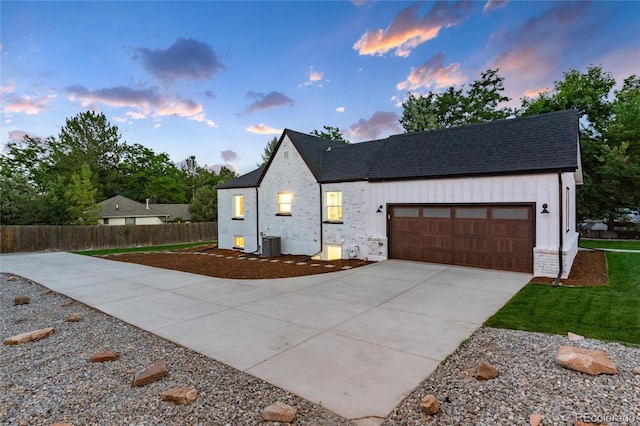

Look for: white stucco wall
[99,217,164,225]
[217,187,258,252]
[257,135,321,255]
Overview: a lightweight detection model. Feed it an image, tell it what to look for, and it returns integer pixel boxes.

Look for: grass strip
[73,241,217,256]
[579,238,640,250]
[486,251,640,345]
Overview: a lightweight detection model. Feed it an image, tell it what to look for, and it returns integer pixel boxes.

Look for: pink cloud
[220,149,239,162]
[301,66,324,87]
[353,2,474,57]
[396,52,466,91]
[245,91,294,113]
[2,93,56,115]
[349,111,401,141]
[483,0,509,13]
[246,123,283,134]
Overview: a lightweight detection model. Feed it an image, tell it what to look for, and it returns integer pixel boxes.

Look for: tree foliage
[258,137,279,168]
[400,69,512,132]
[189,185,218,222]
[310,125,350,143]
[65,163,101,225]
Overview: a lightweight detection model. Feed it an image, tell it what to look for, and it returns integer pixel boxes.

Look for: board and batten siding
[258,135,321,255]
[368,172,579,278]
[218,187,258,252]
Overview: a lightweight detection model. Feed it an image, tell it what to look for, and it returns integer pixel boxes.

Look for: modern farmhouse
[218,109,582,278]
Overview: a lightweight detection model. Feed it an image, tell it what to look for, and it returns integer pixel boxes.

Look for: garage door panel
[390,205,533,273]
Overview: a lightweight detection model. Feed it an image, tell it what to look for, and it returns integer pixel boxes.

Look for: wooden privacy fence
[0,222,218,253]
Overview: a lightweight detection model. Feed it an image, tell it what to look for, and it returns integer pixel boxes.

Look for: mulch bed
[529,249,608,287]
[102,245,373,279]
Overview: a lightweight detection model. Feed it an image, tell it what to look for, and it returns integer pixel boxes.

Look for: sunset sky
[2,1,639,174]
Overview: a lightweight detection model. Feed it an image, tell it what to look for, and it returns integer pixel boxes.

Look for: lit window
[325,191,342,221]
[233,236,245,249]
[325,244,342,260]
[278,193,292,214]
[233,195,244,218]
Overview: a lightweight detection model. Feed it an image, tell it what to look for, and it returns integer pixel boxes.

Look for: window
[325,191,342,222]
[103,218,109,225]
[324,244,343,260]
[233,236,245,249]
[233,195,244,218]
[125,217,136,225]
[277,192,292,215]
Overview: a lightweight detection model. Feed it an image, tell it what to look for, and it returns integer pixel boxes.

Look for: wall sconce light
[541,203,550,214]
[376,205,383,213]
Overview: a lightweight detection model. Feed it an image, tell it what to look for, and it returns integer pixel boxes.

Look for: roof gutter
[553,171,564,287]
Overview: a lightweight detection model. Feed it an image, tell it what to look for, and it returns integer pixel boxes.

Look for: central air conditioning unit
[262,236,281,257]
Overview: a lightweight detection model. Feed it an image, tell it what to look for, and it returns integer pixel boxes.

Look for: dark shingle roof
[219,110,579,188]
[217,166,264,189]
[98,195,169,218]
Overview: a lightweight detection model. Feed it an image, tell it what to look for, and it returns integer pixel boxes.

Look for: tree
[520,66,639,228]
[121,144,187,203]
[189,185,218,222]
[310,126,350,143]
[258,137,279,167]
[52,110,126,199]
[65,163,101,225]
[0,171,42,225]
[400,69,512,132]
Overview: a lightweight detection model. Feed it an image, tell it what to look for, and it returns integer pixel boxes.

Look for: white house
[218,110,583,278]
[98,195,191,225]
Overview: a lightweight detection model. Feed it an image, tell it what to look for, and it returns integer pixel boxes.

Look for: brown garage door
[390,205,534,273]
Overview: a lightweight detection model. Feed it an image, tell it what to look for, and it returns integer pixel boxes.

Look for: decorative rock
[568,332,584,341]
[262,401,297,423]
[530,413,543,426]
[132,359,168,387]
[41,289,52,295]
[555,346,617,375]
[62,300,74,307]
[91,350,118,362]
[476,360,499,380]
[8,275,18,281]
[160,386,198,405]
[52,423,74,426]
[575,422,606,426]
[14,296,30,305]
[66,313,83,322]
[4,327,55,345]
[420,394,440,415]
[633,367,640,374]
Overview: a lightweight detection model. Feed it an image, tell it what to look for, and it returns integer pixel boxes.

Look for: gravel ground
[2,273,639,426]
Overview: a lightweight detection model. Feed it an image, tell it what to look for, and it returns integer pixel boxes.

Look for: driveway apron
[0,252,530,420]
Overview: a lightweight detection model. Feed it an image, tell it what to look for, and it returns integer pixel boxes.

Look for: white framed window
[233,195,244,218]
[325,191,342,222]
[324,244,343,260]
[277,192,292,214]
[233,235,245,249]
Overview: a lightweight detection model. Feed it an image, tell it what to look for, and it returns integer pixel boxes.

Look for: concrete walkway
[0,252,530,421]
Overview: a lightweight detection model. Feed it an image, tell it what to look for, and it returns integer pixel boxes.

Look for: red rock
[66,313,83,322]
[132,359,168,387]
[568,332,584,341]
[62,300,74,307]
[530,413,543,426]
[575,422,606,426]
[41,289,52,295]
[476,360,499,380]
[633,366,640,375]
[160,386,198,405]
[52,423,74,426]
[262,402,297,423]
[14,296,30,305]
[7,275,18,281]
[91,350,118,362]
[556,346,617,375]
[420,394,440,415]
[3,327,55,345]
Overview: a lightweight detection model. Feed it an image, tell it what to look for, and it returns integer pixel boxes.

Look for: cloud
[245,91,294,113]
[246,123,283,134]
[220,149,239,162]
[1,93,56,115]
[301,66,324,87]
[208,163,239,174]
[396,52,466,92]
[336,106,345,113]
[349,111,401,141]
[8,130,30,141]
[66,85,216,126]
[483,0,509,13]
[132,38,224,82]
[353,2,475,57]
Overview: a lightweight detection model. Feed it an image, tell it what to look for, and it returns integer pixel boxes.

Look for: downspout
[319,183,323,255]
[553,172,563,287]
[255,187,260,254]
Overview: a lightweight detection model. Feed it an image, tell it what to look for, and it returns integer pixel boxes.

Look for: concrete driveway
[0,252,530,421]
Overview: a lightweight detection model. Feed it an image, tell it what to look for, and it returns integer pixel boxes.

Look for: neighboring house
[217,110,582,278]
[98,195,191,225]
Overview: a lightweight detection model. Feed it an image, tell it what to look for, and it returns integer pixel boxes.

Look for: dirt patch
[102,245,373,279]
[530,249,608,287]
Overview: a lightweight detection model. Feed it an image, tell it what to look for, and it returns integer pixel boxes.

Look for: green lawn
[579,238,640,250]
[73,241,217,257]
[486,251,640,345]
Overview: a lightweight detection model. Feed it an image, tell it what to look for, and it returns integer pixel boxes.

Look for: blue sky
[2,1,639,175]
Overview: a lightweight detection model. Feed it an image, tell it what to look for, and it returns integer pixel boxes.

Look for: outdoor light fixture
[541,203,550,214]
[376,205,383,213]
